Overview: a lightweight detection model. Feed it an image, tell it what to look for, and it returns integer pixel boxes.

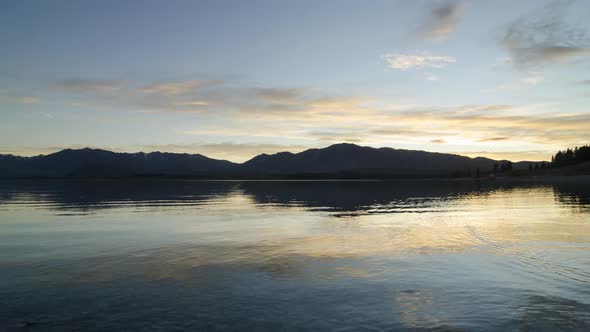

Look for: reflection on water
[553,183,590,210]
[1,180,589,331]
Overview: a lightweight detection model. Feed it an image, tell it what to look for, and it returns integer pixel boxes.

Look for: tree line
[551,145,590,167]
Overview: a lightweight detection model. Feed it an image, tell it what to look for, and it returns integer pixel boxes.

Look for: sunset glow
[1,0,589,161]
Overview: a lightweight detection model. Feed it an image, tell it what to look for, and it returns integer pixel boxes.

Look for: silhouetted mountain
[0,148,237,178]
[242,143,532,177]
[0,144,542,178]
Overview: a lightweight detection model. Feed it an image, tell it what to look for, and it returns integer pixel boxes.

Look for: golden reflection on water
[2,181,590,331]
[9,185,585,286]
[209,186,590,257]
[175,186,586,282]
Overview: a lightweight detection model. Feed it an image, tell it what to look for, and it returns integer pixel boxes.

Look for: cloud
[177,101,590,162]
[493,57,513,68]
[2,95,40,103]
[56,79,121,93]
[50,75,374,118]
[382,53,456,70]
[40,75,590,161]
[520,71,544,85]
[173,101,209,107]
[574,79,590,85]
[39,112,54,119]
[307,96,368,110]
[425,73,440,81]
[477,137,510,142]
[469,104,513,112]
[137,80,215,96]
[256,88,303,104]
[305,131,365,143]
[371,127,449,138]
[502,0,590,68]
[184,96,590,153]
[55,77,308,115]
[418,0,464,40]
[392,108,590,145]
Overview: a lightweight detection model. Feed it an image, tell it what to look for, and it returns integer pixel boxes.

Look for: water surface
[1,180,589,331]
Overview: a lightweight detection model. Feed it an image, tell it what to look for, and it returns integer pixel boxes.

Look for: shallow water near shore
[1,179,589,331]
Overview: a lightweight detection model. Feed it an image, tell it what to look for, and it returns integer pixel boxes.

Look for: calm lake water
[1,180,589,331]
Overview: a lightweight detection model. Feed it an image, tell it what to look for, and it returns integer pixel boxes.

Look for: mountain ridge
[0,143,544,179]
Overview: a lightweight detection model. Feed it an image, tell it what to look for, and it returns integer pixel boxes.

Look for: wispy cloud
[502,0,590,69]
[425,73,440,81]
[56,79,121,93]
[478,137,510,142]
[137,80,216,96]
[520,71,544,85]
[382,53,456,70]
[2,95,40,103]
[187,98,590,152]
[42,75,590,161]
[492,57,513,69]
[469,105,513,112]
[418,0,464,40]
[380,108,590,146]
[305,130,365,143]
[38,112,54,119]
[255,88,303,103]
[173,101,209,107]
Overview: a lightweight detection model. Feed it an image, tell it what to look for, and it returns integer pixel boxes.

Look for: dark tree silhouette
[550,145,590,167]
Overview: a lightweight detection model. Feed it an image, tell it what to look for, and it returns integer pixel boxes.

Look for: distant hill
[0,143,542,179]
[242,143,537,177]
[0,148,237,178]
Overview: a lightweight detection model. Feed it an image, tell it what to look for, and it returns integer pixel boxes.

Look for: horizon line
[0,143,551,163]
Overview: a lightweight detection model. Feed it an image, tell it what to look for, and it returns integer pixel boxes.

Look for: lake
[1,180,589,331]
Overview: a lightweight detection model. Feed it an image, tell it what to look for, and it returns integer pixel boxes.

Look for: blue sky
[1,0,589,161]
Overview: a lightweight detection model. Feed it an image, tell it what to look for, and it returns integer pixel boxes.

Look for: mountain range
[0,143,542,179]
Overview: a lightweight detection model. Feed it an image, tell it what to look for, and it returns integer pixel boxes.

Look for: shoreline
[1,175,590,183]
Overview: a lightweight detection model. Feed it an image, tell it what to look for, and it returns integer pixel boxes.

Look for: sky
[1,0,589,162]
